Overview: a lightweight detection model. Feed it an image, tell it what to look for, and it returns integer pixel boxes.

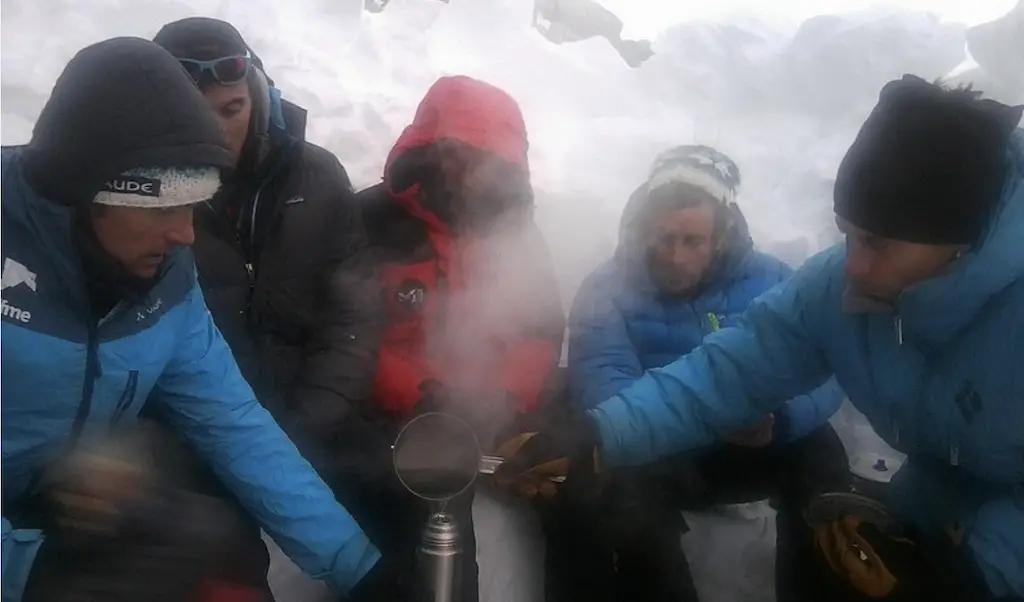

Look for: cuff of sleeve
[326,533,382,595]
[587,403,627,467]
[2,528,46,602]
[772,408,793,444]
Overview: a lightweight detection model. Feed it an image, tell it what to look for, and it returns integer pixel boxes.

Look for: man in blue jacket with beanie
[553,145,845,602]
[497,77,1024,601]
[0,37,393,601]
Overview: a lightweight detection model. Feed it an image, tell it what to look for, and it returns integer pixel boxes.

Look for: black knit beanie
[154,17,248,62]
[834,74,1023,245]
[153,17,271,84]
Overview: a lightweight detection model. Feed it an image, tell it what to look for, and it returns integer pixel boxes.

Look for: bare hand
[724,414,775,448]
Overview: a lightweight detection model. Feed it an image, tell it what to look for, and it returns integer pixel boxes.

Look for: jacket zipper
[24,316,101,499]
[69,303,123,444]
[110,370,140,425]
[68,320,101,448]
[891,310,961,466]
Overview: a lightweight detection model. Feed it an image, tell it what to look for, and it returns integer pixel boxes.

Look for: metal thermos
[416,510,463,602]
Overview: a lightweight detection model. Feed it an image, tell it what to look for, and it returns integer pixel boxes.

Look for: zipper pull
[894,316,904,346]
[892,420,900,444]
[949,444,960,467]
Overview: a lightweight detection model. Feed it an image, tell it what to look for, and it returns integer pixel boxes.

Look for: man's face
[91,205,196,278]
[838,217,964,301]
[432,144,530,234]
[203,81,251,166]
[643,202,718,295]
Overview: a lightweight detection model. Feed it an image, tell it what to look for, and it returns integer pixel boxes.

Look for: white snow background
[2,1,1020,600]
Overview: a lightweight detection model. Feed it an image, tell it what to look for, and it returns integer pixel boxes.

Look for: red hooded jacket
[357,76,565,419]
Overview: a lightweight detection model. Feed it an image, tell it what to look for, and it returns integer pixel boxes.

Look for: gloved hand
[26,486,242,602]
[492,410,603,502]
[814,515,925,599]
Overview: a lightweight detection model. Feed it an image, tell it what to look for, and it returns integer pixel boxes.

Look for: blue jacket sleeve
[588,254,835,467]
[152,281,380,594]
[732,252,845,444]
[567,268,643,409]
[2,518,44,602]
[966,495,1024,597]
[775,378,845,443]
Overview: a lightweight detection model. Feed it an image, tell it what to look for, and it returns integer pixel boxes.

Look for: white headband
[93,166,221,208]
[646,164,737,206]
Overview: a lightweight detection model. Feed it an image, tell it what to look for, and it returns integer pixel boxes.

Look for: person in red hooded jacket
[347,75,566,602]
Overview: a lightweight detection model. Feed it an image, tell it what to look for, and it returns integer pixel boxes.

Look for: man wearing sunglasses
[345,75,566,601]
[151,17,390,601]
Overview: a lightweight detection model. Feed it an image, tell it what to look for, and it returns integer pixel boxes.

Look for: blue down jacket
[569,185,844,443]
[589,130,1024,598]
[0,148,379,600]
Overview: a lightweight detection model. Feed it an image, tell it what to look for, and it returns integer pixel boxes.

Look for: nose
[670,243,691,267]
[164,209,196,247]
[844,242,872,280]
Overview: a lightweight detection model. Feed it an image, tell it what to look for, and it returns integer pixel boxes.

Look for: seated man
[150,18,384,597]
[349,75,566,601]
[498,77,1024,601]
[0,38,391,602]
[558,145,846,602]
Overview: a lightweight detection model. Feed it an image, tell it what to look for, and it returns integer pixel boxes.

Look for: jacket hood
[616,182,754,294]
[898,128,1024,345]
[152,17,299,173]
[22,37,233,207]
[382,76,530,231]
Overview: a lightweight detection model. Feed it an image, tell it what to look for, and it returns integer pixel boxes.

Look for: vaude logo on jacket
[136,297,163,322]
[102,175,162,197]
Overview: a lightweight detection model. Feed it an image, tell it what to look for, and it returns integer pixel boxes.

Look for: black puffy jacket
[188,99,384,454]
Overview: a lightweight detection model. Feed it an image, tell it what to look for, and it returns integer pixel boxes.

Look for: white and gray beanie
[645,145,741,207]
[93,166,221,208]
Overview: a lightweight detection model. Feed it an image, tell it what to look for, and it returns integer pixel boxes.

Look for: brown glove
[492,412,602,503]
[814,515,918,598]
[494,433,571,499]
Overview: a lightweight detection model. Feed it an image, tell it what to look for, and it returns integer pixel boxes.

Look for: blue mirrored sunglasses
[179,55,250,86]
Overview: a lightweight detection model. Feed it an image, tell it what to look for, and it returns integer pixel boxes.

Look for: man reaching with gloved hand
[0,37,387,602]
[347,75,566,602]
[496,76,1024,601]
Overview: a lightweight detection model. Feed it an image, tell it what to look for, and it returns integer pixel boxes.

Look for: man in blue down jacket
[558,145,845,602]
[0,38,391,601]
[497,76,1024,601]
